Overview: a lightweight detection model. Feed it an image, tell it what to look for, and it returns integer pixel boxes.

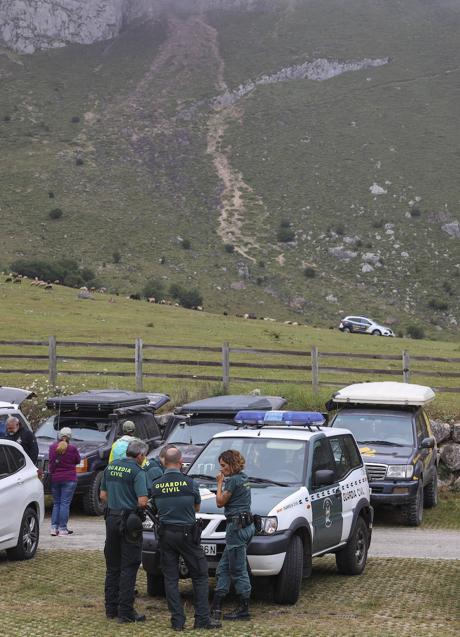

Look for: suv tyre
[273,534,303,605]
[83,471,105,516]
[335,516,368,575]
[371,330,382,336]
[147,573,165,597]
[6,507,39,561]
[423,472,438,508]
[402,480,423,526]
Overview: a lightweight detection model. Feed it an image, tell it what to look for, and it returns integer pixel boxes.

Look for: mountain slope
[0,0,459,335]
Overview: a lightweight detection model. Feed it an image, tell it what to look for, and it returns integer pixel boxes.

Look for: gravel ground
[39,514,460,559]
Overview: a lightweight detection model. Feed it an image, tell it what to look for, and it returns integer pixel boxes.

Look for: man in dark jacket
[6,416,39,464]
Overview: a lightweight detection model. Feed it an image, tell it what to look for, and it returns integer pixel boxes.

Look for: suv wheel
[335,516,368,575]
[423,472,438,508]
[273,534,303,605]
[147,573,166,597]
[82,471,106,516]
[6,507,39,561]
[402,480,423,526]
[371,330,382,336]
[343,326,352,333]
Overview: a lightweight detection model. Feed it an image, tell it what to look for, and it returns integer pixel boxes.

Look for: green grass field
[0,550,458,637]
[0,281,459,419]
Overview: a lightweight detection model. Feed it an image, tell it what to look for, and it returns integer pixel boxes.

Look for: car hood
[359,444,413,463]
[37,438,106,458]
[196,483,300,516]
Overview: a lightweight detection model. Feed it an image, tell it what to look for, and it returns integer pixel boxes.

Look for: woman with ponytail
[49,427,80,536]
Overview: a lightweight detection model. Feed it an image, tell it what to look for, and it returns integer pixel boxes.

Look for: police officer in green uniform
[211,449,255,621]
[143,443,178,494]
[100,440,149,623]
[151,447,221,631]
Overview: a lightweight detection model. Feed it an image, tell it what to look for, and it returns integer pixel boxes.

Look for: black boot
[210,593,224,613]
[223,596,250,621]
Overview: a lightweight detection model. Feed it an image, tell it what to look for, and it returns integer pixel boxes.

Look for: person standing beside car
[6,416,39,464]
[210,449,255,621]
[49,427,81,536]
[151,447,221,631]
[100,439,149,624]
[109,420,137,462]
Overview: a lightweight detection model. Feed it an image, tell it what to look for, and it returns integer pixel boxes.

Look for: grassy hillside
[0,280,458,419]
[0,0,459,334]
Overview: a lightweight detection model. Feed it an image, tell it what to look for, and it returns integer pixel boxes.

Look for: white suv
[339,316,394,337]
[142,411,373,604]
[0,439,44,560]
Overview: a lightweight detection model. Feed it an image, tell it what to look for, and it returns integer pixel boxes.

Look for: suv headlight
[258,516,278,535]
[386,464,414,479]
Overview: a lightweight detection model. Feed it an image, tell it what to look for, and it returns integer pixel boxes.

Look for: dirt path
[39,515,460,560]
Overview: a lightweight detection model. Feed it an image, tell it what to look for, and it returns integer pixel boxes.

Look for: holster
[191,519,204,545]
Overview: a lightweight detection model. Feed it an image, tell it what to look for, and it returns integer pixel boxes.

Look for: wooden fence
[0,337,458,394]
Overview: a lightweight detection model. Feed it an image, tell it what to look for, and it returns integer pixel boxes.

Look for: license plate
[201,543,217,556]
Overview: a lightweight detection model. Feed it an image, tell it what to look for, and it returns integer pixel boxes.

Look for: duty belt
[226,512,253,525]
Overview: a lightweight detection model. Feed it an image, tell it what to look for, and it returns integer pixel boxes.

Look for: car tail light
[76,458,89,473]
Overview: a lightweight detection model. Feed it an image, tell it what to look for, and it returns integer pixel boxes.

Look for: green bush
[277,226,295,243]
[428,298,449,311]
[303,266,316,278]
[75,157,84,166]
[406,324,425,340]
[142,278,165,299]
[112,250,121,264]
[49,208,63,220]
[10,258,97,287]
[169,283,202,308]
[71,116,80,123]
[182,239,191,250]
[280,219,291,228]
[224,243,235,253]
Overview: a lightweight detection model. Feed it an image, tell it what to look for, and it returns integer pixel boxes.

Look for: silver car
[339,316,394,336]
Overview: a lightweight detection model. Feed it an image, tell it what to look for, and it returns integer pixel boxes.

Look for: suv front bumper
[370,479,419,505]
[142,529,291,577]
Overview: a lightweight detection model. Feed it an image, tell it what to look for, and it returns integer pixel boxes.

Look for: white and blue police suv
[142,411,373,605]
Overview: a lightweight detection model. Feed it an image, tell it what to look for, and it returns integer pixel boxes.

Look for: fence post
[48,335,57,387]
[402,350,410,383]
[311,345,319,394]
[135,338,143,391]
[222,341,230,393]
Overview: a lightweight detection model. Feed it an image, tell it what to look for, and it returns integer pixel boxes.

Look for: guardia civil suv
[142,411,373,604]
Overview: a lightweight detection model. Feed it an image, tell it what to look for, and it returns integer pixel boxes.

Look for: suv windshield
[188,437,307,485]
[168,421,237,445]
[333,412,414,446]
[35,416,112,443]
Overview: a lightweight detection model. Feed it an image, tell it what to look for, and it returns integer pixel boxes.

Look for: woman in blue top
[211,449,255,621]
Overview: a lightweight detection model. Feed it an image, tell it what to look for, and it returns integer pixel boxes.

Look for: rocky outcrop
[435,420,460,489]
[0,0,125,54]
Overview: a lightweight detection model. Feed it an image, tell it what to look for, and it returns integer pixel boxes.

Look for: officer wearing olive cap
[151,447,221,631]
[100,439,149,623]
[109,420,137,463]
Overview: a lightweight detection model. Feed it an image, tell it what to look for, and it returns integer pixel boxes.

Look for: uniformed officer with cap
[151,447,221,631]
[100,439,149,623]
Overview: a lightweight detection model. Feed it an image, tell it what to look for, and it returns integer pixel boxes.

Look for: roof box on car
[46,390,169,412]
[332,382,435,407]
[175,394,287,415]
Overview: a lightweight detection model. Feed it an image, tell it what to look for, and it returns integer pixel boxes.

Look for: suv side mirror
[314,469,335,487]
[421,436,435,449]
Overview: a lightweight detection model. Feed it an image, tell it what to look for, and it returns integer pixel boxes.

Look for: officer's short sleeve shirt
[152,468,200,525]
[101,458,148,510]
[224,471,251,516]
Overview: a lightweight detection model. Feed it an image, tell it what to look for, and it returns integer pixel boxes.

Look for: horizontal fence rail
[0,337,458,394]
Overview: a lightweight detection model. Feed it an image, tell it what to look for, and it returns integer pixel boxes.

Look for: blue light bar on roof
[276,411,325,426]
[234,410,267,425]
[234,410,325,426]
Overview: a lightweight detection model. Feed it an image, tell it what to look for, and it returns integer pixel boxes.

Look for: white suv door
[0,442,26,546]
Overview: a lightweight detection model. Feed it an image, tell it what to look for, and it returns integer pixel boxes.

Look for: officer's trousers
[215,522,255,598]
[104,513,142,619]
[159,525,209,628]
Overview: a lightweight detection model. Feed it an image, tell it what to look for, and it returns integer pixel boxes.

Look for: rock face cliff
[0,0,264,54]
[0,0,126,53]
